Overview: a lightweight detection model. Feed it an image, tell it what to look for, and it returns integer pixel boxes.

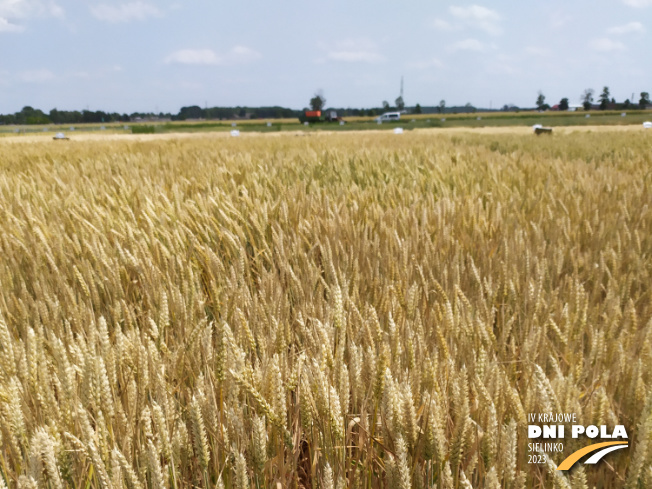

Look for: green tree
[559,98,569,111]
[536,91,546,110]
[18,106,50,124]
[395,96,405,111]
[309,90,326,111]
[178,105,203,120]
[414,103,422,114]
[438,100,446,114]
[639,92,650,109]
[581,89,594,110]
[599,86,610,110]
[382,100,390,111]
[623,99,631,109]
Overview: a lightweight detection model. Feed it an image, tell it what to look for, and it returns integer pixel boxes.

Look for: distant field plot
[0,131,650,488]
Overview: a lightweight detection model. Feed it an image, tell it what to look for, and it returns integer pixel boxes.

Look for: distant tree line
[1,104,368,124]
[0,103,486,124]
[174,104,393,120]
[174,106,301,120]
[536,88,650,111]
[0,106,133,125]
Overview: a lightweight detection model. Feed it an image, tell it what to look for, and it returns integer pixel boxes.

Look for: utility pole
[400,76,404,100]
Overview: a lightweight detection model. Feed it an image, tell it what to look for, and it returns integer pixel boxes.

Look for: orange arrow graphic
[557,441,628,471]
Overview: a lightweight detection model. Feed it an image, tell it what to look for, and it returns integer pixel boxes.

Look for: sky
[1,0,651,114]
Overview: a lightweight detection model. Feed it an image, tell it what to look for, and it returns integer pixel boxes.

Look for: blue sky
[1,0,650,113]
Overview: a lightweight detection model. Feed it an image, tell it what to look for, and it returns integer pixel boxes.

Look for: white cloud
[0,0,63,32]
[449,5,502,35]
[0,16,23,31]
[165,49,220,65]
[621,0,652,6]
[164,46,261,65]
[607,21,645,34]
[324,39,384,63]
[431,18,457,31]
[0,0,62,18]
[90,2,161,23]
[19,68,55,82]
[589,37,626,52]
[49,2,62,17]
[550,13,573,29]
[450,5,500,22]
[448,38,487,52]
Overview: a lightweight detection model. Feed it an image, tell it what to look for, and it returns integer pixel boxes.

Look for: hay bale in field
[643,121,652,129]
[393,127,404,134]
[230,130,240,137]
[53,132,69,140]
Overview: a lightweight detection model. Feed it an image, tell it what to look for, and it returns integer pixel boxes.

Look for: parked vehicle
[298,110,344,123]
[376,112,401,122]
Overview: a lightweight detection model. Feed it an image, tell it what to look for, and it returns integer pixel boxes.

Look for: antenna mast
[400,76,404,99]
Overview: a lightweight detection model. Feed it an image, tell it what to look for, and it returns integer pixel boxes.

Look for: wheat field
[0,131,650,489]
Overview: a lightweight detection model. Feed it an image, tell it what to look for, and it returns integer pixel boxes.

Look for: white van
[376,112,401,122]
